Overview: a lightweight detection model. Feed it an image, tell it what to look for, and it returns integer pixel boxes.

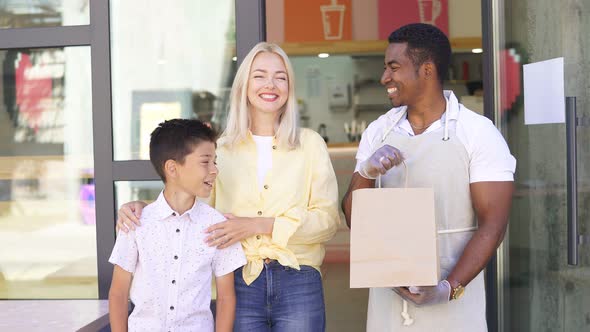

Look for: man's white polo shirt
[355,90,516,182]
[109,192,246,332]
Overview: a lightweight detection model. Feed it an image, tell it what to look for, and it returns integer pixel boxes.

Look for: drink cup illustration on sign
[320,0,346,40]
[418,0,442,25]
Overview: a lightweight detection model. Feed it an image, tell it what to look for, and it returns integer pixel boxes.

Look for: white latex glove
[358,144,404,180]
[393,280,451,307]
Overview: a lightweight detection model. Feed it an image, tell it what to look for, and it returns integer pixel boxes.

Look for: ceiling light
[472,48,483,54]
[232,56,237,61]
[318,53,330,58]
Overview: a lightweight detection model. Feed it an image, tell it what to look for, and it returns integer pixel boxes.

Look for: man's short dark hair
[149,119,216,182]
[388,23,451,84]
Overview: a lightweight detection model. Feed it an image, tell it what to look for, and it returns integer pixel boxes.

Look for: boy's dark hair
[388,23,451,84]
[149,119,216,182]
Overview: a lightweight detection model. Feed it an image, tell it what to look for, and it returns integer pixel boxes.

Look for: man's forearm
[109,294,129,332]
[446,181,513,293]
[445,221,507,291]
[342,173,375,228]
[215,297,236,332]
[342,189,354,228]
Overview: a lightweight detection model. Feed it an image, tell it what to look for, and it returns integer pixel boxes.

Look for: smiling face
[172,141,218,198]
[246,52,289,118]
[380,42,428,108]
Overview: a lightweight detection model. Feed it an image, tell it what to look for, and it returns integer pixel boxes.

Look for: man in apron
[342,23,516,331]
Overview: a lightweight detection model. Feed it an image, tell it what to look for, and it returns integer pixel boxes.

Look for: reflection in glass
[0,47,96,299]
[0,0,89,28]
[115,181,163,209]
[110,0,237,160]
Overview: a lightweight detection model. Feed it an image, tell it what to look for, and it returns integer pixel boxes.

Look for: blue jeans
[233,261,326,332]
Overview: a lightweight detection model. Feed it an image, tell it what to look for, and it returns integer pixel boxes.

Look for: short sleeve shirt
[109,192,246,332]
[355,90,516,183]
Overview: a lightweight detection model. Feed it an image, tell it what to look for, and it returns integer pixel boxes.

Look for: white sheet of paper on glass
[523,57,565,125]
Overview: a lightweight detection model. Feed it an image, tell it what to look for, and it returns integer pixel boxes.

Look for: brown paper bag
[350,168,438,288]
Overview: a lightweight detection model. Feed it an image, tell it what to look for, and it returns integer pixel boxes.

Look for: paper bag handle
[377,160,408,188]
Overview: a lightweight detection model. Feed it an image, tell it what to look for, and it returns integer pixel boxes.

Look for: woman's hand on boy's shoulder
[116,201,147,233]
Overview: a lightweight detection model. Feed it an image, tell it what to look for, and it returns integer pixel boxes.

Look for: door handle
[566,96,579,265]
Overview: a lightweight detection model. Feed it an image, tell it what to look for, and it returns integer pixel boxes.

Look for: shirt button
[172,280,176,284]
[263,185,269,190]
[170,306,175,310]
[174,255,178,260]
[272,145,277,150]
[256,235,261,240]
[176,229,180,233]
[257,211,262,216]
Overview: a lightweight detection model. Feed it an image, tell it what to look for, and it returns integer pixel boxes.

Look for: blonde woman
[117,42,340,331]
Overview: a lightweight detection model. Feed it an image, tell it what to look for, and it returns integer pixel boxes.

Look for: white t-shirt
[252,135,273,190]
[355,91,516,183]
[109,192,246,332]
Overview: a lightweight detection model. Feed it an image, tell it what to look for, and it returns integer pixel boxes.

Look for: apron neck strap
[442,110,450,141]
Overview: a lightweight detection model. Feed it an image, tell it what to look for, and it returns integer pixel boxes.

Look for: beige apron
[366,111,487,332]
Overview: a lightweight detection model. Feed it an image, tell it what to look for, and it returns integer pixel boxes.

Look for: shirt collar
[384,90,460,126]
[443,90,460,121]
[151,191,200,222]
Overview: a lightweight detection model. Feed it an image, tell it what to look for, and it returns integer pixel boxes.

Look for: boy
[108,119,246,332]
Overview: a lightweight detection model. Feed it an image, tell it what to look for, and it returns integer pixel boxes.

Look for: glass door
[494,1,590,331]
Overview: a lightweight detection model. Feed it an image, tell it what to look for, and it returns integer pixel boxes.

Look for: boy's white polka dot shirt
[109,192,246,332]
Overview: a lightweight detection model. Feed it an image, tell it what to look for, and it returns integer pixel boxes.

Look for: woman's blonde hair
[220,42,300,149]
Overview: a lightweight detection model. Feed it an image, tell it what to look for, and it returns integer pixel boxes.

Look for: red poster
[499,49,521,114]
[378,0,449,39]
[15,53,53,131]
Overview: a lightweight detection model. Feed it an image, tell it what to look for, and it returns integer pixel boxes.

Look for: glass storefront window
[0,0,89,28]
[110,0,237,160]
[0,46,96,299]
